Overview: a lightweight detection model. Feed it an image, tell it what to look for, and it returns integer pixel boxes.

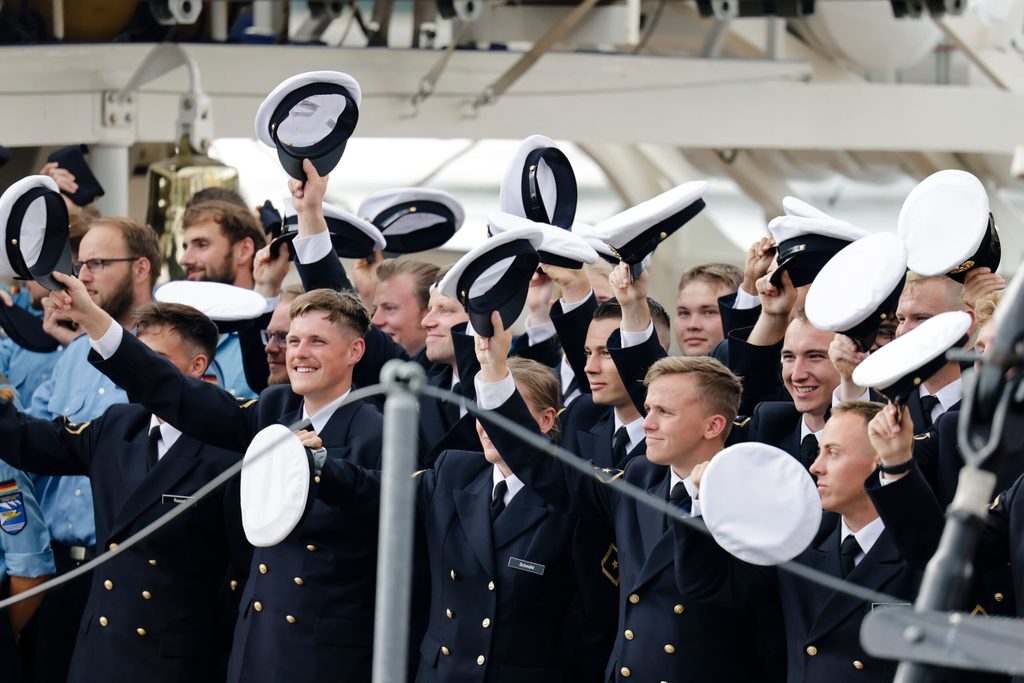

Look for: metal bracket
[463,0,602,117]
[102,91,136,129]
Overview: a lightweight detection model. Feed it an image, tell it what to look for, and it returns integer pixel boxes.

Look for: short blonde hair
[678,263,742,294]
[290,288,371,338]
[831,400,884,425]
[644,356,742,439]
[974,291,1001,327]
[904,272,964,312]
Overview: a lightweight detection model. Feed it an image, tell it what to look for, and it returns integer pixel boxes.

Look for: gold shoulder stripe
[63,420,91,435]
[970,604,988,617]
[913,433,932,441]
[411,469,426,479]
[556,407,567,417]
[733,417,751,428]
[594,468,624,484]
[990,494,1001,511]
[237,399,258,409]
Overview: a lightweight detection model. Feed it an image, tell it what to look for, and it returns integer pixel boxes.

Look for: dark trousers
[30,542,93,683]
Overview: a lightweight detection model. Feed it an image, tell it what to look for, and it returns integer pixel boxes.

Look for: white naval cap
[767,214,869,288]
[499,135,578,230]
[438,226,543,336]
[700,442,821,566]
[592,180,708,267]
[805,233,907,351]
[782,196,834,221]
[0,175,74,292]
[254,71,362,181]
[851,310,972,404]
[273,196,385,260]
[358,187,465,255]
[897,169,1001,282]
[240,424,314,547]
[488,211,598,269]
[154,280,268,333]
[572,221,618,264]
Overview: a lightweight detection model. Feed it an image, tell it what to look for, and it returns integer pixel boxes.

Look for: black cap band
[613,198,706,265]
[373,200,457,254]
[947,213,1001,283]
[6,186,74,291]
[457,240,539,337]
[269,82,359,181]
[522,147,577,230]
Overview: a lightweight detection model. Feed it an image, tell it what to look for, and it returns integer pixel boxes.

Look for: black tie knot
[920,394,941,429]
[611,426,630,468]
[799,434,819,470]
[490,480,508,522]
[669,482,691,512]
[840,534,861,578]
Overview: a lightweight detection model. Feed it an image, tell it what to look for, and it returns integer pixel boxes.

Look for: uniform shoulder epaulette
[237,398,258,409]
[733,417,751,428]
[411,469,426,479]
[594,467,624,484]
[990,494,1001,511]
[913,432,932,441]
[62,418,91,435]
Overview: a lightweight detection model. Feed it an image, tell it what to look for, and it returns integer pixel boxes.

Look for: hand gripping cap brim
[154,280,267,334]
[438,226,544,336]
[897,169,1000,282]
[851,311,972,404]
[805,233,907,352]
[0,175,75,292]
[592,180,708,265]
[701,442,821,566]
[498,135,578,230]
[241,424,314,547]
[255,71,362,181]
[359,187,465,254]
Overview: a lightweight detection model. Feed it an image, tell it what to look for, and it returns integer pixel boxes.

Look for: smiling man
[47,263,384,683]
[368,258,438,357]
[180,200,266,288]
[674,263,741,357]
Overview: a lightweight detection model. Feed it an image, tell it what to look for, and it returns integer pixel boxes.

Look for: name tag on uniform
[161,494,194,505]
[508,557,545,575]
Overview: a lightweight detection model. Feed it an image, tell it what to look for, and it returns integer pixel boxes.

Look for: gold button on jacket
[628,594,640,604]
[806,646,818,656]
[853,660,864,670]
[620,666,631,678]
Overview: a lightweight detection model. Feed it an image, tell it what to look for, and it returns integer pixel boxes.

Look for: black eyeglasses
[73,257,141,273]
[260,330,289,346]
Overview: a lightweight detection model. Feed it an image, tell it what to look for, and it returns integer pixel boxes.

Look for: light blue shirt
[207,332,258,399]
[0,461,56,578]
[0,288,61,402]
[27,335,127,547]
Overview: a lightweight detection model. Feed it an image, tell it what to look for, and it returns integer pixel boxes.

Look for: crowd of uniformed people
[0,70,1019,683]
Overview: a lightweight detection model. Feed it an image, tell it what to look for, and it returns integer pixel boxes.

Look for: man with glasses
[27,217,159,683]
[261,285,303,386]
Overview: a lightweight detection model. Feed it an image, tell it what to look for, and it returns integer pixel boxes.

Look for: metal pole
[90,145,130,216]
[371,360,425,683]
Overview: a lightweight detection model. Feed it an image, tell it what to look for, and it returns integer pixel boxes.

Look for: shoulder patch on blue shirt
[0,480,27,535]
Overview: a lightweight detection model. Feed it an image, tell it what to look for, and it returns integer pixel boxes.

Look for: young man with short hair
[674,263,741,357]
[364,258,439,357]
[0,301,248,682]
[48,266,384,683]
[475,328,777,682]
[678,401,921,683]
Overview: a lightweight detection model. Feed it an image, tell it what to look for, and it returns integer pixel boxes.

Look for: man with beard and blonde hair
[27,216,159,683]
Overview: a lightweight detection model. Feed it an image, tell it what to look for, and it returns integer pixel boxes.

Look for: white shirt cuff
[90,321,124,360]
[292,231,333,264]
[525,319,556,346]
[475,371,516,410]
[263,294,281,315]
[832,385,870,407]
[559,290,594,314]
[733,287,760,310]
[620,321,654,348]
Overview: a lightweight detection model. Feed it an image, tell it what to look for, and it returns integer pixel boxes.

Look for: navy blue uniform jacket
[90,332,383,683]
[0,399,242,683]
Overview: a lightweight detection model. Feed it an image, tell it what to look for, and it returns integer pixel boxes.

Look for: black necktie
[491,480,508,523]
[920,394,941,429]
[840,534,861,578]
[445,382,462,426]
[799,434,818,470]
[665,481,692,530]
[146,425,161,471]
[611,426,630,468]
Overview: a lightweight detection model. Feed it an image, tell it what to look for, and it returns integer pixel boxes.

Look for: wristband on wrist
[310,447,327,477]
[878,459,913,475]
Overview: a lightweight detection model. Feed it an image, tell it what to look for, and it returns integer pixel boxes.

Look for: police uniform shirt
[919,378,962,425]
[0,461,56,579]
[838,516,884,568]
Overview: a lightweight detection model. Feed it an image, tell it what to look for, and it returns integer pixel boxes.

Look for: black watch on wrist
[878,459,913,475]
[310,447,327,478]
